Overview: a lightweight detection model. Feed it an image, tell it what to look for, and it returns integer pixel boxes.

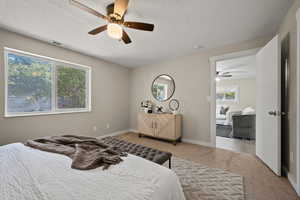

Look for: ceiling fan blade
[220,75,232,77]
[123,22,154,31]
[220,72,231,75]
[70,0,107,20]
[88,25,107,35]
[114,0,129,18]
[226,70,248,73]
[122,30,132,44]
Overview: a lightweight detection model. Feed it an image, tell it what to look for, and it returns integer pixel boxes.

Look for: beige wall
[0,29,130,145]
[278,0,300,185]
[129,37,269,143]
[1,1,298,182]
[216,78,256,111]
[129,0,299,186]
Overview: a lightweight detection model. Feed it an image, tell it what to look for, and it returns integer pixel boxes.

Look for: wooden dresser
[138,113,182,144]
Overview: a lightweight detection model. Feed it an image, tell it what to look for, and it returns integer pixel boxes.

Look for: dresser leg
[169,158,171,169]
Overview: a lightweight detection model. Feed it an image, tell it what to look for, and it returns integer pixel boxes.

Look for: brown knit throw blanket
[24,135,127,170]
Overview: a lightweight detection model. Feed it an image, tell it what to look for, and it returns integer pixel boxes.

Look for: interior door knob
[268,111,277,116]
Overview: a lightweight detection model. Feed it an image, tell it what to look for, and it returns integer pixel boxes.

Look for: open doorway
[215,55,257,154]
[210,35,292,178]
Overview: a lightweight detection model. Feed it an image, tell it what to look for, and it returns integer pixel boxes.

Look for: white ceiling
[217,55,256,80]
[0,0,294,68]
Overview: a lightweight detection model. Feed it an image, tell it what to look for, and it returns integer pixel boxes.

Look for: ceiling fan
[216,70,248,79]
[216,71,232,78]
[70,0,155,44]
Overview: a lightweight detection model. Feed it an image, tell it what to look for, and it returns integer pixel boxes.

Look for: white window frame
[4,47,92,117]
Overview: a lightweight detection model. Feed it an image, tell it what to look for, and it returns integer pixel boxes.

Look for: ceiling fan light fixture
[107,23,123,40]
[70,0,154,44]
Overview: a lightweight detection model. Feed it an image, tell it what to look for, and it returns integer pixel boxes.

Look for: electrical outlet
[290,151,294,163]
[93,126,97,132]
[106,123,110,129]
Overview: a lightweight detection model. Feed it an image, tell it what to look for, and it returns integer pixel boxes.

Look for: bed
[0,143,185,200]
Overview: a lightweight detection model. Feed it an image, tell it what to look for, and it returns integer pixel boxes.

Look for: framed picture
[216,85,239,103]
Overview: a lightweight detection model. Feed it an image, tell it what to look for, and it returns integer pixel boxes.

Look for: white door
[256,35,281,176]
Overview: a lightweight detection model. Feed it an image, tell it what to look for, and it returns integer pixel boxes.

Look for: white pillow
[242,107,255,115]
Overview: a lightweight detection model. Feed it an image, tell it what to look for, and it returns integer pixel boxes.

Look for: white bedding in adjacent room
[0,143,185,200]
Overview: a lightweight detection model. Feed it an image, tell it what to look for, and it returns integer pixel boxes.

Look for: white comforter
[0,143,185,200]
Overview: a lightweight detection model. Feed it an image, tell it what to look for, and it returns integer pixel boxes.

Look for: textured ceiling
[0,0,294,67]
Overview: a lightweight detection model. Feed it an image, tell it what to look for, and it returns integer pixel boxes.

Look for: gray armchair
[232,114,256,140]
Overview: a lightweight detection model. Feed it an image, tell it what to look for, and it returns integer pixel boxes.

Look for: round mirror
[151,74,175,102]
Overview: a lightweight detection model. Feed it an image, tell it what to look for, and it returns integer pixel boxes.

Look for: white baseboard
[288,173,299,195]
[128,129,138,133]
[97,129,131,139]
[181,138,214,148]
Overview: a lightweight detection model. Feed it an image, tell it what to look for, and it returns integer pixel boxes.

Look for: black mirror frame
[151,74,176,102]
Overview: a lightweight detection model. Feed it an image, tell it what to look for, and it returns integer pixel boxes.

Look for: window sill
[4,109,91,118]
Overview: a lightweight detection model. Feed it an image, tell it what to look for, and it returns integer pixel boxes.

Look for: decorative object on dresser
[138,112,182,145]
[169,99,180,114]
[140,100,153,113]
[155,105,164,113]
[151,74,175,102]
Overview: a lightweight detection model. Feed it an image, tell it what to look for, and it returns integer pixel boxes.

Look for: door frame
[296,8,300,196]
[208,47,261,147]
[281,34,290,177]
[209,48,260,147]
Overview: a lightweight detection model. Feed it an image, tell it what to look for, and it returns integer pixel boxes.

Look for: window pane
[7,53,52,113]
[216,93,224,100]
[56,65,87,109]
[225,92,236,100]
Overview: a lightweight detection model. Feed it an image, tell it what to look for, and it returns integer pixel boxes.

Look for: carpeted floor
[164,157,245,200]
[118,133,299,200]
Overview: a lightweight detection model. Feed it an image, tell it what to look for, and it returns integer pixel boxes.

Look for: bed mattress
[0,143,185,200]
